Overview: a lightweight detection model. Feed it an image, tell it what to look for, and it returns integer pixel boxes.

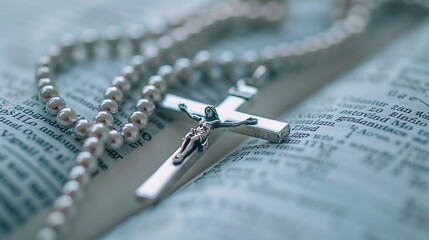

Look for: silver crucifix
[135,80,290,201]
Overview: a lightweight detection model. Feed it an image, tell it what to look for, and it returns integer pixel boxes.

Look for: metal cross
[135,80,290,201]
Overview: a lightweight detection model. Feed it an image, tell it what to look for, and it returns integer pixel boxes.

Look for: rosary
[33,0,426,239]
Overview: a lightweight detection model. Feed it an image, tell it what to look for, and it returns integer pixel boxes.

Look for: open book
[1,0,428,239]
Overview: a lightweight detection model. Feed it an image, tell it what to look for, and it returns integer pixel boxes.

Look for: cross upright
[135,79,290,202]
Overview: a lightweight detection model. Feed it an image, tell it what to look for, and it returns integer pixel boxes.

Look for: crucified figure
[173,103,258,165]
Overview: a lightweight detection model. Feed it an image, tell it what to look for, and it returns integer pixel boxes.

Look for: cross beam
[135,80,290,201]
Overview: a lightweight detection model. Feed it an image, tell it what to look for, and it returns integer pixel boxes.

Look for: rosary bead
[111,76,131,93]
[62,180,81,198]
[122,123,140,143]
[47,45,62,65]
[54,195,74,214]
[59,33,76,60]
[128,24,146,53]
[129,111,149,130]
[46,211,66,230]
[241,50,259,76]
[275,42,292,62]
[36,66,52,80]
[56,108,77,127]
[260,46,277,70]
[218,50,236,80]
[83,137,104,157]
[157,36,175,60]
[170,27,190,55]
[38,78,53,89]
[46,97,66,116]
[75,151,97,172]
[105,87,124,103]
[135,99,155,117]
[81,28,99,55]
[261,1,284,24]
[38,85,58,105]
[121,65,139,85]
[99,99,119,114]
[59,33,76,59]
[249,65,268,86]
[146,18,168,38]
[106,130,123,150]
[157,65,176,84]
[143,46,160,69]
[89,123,110,142]
[129,55,146,74]
[69,165,89,186]
[36,227,56,240]
[193,50,212,74]
[105,25,123,53]
[174,58,192,82]
[36,55,52,68]
[142,85,162,104]
[148,75,167,93]
[73,119,92,139]
[94,111,114,128]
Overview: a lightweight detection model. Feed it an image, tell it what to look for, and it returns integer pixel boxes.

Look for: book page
[104,17,429,240]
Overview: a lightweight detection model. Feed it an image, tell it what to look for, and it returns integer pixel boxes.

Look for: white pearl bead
[250,65,268,86]
[193,50,212,73]
[147,17,168,37]
[59,33,76,57]
[143,46,160,69]
[142,85,162,104]
[83,137,104,157]
[69,166,89,185]
[241,50,259,76]
[129,111,148,130]
[47,45,62,64]
[99,99,119,115]
[38,85,58,103]
[46,211,66,230]
[111,76,131,93]
[46,97,66,116]
[174,58,192,82]
[121,65,139,85]
[128,24,146,52]
[54,195,73,214]
[81,28,99,55]
[35,66,52,80]
[36,227,57,240]
[129,55,146,74]
[94,111,114,127]
[73,119,92,139]
[135,99,155,117]
[170,27,190,55]
[104,87,123,103]
[121,123,139,143]
[75,151,97,172]
[89,123,110,142]
[62,180,81,198]
[260,46,276,69]
[36,55,52,68]
[148,75,167,93]
[105,25,122,53]
[218,50,236,79]
[38,78,53,89]
[157,36,174,60]
[262,1,284,23]
[157,65,175,84]
[56,108,77,127]
[106,130,123,150]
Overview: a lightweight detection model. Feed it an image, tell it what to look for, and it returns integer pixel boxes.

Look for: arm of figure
[217,117,258,128]
[179,103,202,121]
